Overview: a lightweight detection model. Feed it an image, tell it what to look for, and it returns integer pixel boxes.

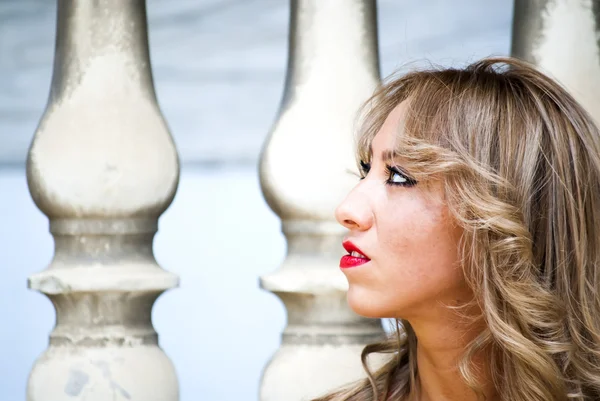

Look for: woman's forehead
[357,89,446,162]
[367,102,409,155]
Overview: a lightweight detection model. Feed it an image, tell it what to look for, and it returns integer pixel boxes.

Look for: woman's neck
[406,303,496,401]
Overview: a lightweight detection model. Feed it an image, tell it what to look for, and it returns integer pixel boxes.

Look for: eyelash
[359,161,417,187]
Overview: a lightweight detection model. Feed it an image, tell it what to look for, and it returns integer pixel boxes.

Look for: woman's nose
[335,189,373,231]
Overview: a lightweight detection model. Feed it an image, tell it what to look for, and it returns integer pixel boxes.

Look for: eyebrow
[381,149,401,163]
[364,147,404,164]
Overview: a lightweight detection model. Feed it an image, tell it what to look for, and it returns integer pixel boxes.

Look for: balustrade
[258,1,386,400]
[25,1,180,400]
[512,0,600,121]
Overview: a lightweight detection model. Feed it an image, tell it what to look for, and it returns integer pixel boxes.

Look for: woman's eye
[385,165,417,187]
[389,170,407,184]
[359,161,371,180]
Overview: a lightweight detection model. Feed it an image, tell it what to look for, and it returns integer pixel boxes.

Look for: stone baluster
[511,0,600,121]
[258,1,385,400]
[25,1,180,400]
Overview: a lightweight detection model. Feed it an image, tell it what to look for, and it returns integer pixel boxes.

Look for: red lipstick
[340,241,371,269]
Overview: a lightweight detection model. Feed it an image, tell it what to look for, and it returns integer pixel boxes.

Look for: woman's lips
[340,254,370,268]
[340,241,371,269]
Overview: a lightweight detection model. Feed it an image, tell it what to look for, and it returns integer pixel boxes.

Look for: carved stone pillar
[258,1,385,400]
[25,1,180,400]
[511,0,600,121]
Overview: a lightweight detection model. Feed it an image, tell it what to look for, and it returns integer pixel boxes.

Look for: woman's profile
[316,57,600,401]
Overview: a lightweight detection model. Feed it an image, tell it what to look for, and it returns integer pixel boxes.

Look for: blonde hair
[315,57,600,401]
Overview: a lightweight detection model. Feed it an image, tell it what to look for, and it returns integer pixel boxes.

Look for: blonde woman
[318,57,600,401]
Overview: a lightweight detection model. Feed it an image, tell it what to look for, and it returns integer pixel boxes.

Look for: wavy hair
[314,57,600,401]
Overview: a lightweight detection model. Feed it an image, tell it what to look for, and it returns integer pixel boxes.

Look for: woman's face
[335,101,469,320]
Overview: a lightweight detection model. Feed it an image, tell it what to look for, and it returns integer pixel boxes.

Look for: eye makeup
[385,165,417,187]
[359,160,371,179]
[358,159,417,187]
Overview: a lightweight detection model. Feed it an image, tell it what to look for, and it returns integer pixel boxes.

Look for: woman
[318,57,600,401]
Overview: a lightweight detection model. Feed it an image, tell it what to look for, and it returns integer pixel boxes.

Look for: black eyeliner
[385,165,417,187]
[359,160,371,179]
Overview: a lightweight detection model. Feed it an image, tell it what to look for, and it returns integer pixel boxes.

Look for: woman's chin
[346,286,392,319]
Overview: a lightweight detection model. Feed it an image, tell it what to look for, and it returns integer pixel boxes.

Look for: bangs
[355,70,468,182]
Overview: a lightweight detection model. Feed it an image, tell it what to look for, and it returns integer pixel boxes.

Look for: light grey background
[0,1,513,400]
